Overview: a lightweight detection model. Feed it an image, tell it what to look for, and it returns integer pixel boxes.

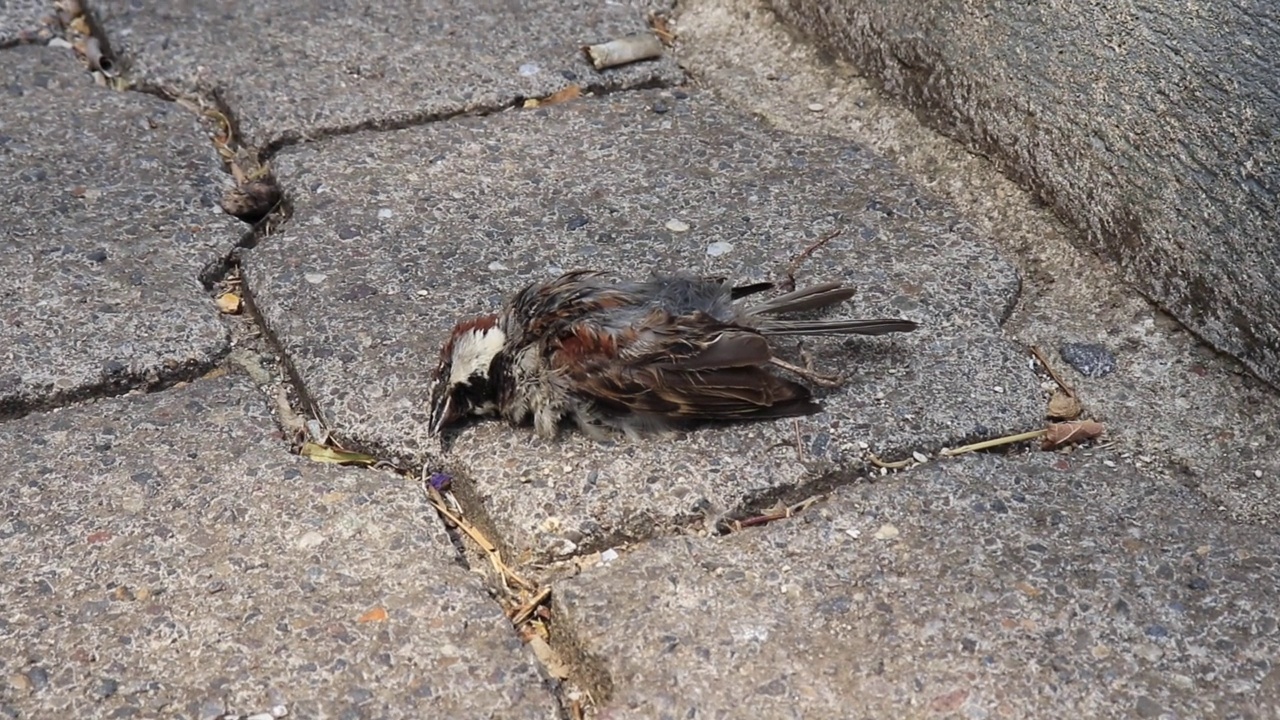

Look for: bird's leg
[770,356,844,388]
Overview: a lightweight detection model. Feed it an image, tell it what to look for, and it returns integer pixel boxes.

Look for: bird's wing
[549,311,820,421]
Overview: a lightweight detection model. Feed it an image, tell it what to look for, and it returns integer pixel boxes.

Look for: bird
[427,269,918,439]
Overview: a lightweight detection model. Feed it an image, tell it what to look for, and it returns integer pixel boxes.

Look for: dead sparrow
[428,270,917,439]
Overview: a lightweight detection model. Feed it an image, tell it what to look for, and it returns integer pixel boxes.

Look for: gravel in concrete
[0,374,558,719]
[243,89,1041,559]
[768,0,1280,389]
[556,452,1280,719]
[94,0,683,151]
[0,0,49,47]
[0,46,243,420]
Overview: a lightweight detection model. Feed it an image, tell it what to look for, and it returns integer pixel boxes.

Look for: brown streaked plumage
[427,270,918,439]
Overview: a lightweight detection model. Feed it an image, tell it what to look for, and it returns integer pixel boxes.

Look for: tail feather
[756,318,919,337]
[746,282,858,316]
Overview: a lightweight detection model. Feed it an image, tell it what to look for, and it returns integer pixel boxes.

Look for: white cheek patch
[449,326,507,385]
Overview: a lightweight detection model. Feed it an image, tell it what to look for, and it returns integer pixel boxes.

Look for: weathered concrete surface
[0,47,243,420]
[556,452,1280,719]
[676,0,1280,526]
[0,0,48,47]
[766,0,1280,390]
[243,89,1042,558]
[94,0,684,152]
[0,374,558,719]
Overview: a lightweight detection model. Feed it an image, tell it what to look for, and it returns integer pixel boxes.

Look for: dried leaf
[526,636,571,679]
[300,442,377,466]
[1046,390,1081,420]
[1041,420,1105,450]
[357,606,388,623]
[540,84,582,106]
[216,292,242,315]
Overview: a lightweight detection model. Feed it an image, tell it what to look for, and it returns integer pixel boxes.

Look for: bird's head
[428,314,506,434]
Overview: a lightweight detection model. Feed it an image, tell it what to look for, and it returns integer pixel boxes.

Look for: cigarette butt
[583,33,664,70]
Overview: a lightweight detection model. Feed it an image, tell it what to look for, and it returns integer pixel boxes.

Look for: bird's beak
[429,388,459,436]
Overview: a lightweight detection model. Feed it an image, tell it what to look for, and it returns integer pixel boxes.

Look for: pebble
[600,548,619,564]
[303,273,327,284]
[487,261,509,271]
[518,63,540,76]
[296,531,326,549]
[912,451,928,464]
[807,103,825,112]
[377,208,393,219]
[1059,342,1117,378]
[1256,470,1264,479]
[706,241,734,257]
[665,219,691,232]
[874,523,900,540]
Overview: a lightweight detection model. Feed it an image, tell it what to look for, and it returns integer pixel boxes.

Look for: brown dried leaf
[526,636,571,679]
[357,606,388,623]
[215,292,242,315]
[1041,420,1105,450]
[541,84,582,106]
[1047,390,1081,420]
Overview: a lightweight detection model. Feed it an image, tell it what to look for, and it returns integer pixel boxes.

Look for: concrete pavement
[3,0,1278,717]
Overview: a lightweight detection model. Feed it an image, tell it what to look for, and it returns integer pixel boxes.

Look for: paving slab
[243,89,1041,559]
[0,374,558,719]
[555,452,1280,719]
[676,0,1280,526]
[0,0,49,47]
[94,0,684,152]
[0,46,242,420]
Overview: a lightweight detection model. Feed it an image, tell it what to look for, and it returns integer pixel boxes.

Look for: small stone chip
[807,103,825,112]
[706,241,734,257]
[665,219,691,232]
[874,523,900,540]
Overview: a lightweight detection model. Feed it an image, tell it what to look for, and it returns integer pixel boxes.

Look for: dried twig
[867,452,912,469]
[780,229,843,292]
[420,476,534,592]
[731,495,822,531]
[509,587,552,626]
[940,429,1049,456]
[1030,346,1075,396]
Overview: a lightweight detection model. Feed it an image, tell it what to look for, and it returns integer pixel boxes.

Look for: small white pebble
[857,441,869,450]
[416,289,430,296]
[600,548,619,564]
[487,261,509,271]
[303,272,327,284]
[518,62,540,76]
[271,706,289,719]
[547,265,564,276]
[245,714,274,720]
[912,451,928,464]
[844,527,861,539]
[874,523,900,540]
[879,466,888,476]
[993,386,1005,394]
[1256,470,1265,479]
[665,219,691,232]
[377,208,393,219]
[296,531,326,549]
[706,241,734,257]
[1103,460,1116,468]
[874,392,885,401]
[807,102,825,112]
